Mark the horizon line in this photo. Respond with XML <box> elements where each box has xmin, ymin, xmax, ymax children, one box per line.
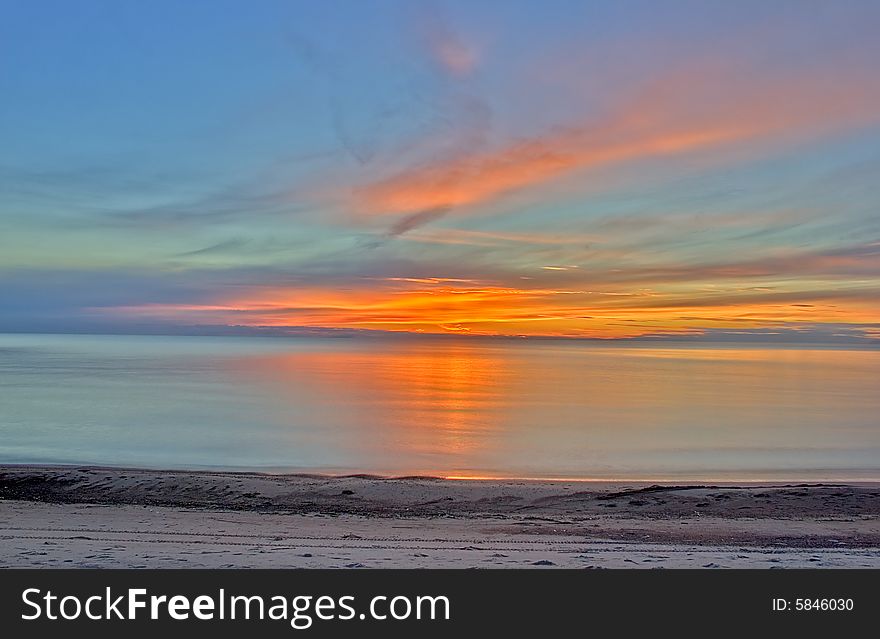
<box><xmin>1</xmin><ymin>326</ymin><xmax>878</xmax><ymax>347</ymax></box>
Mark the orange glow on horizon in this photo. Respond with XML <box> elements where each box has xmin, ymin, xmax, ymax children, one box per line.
<box><xmin>104</xmin><ymin>276</ymin><xmax>880</xmax><ymax>339</ymax></box>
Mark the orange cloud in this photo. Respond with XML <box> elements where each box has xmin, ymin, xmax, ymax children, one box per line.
<box><xmin>105</xmin><ymin>275</ymin><xmax>880</xmax><ymax>339</ymax></box>
<box><xmin>359</xmin><ymin>127</ymin><xmax>738</xmax><ymax>214</ymax></box>
<box><xmin>354</xmin><ymin>63</ymin><xmax>880</xmax><ymax>216</ymax></box>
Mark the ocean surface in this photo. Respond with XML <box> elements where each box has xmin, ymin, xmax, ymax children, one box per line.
<box><xmin>1</xmin><ymin>333</ymin><xmax>878</xmax><ymax>481</ymax></box>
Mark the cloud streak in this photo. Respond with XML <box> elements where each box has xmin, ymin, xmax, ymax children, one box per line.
<box><xmin>102</xmin><ymin>280</ymin><xmax>880</xmax><ymax>340</ymax></box>
<box><xmin>353</xmin><ymin>61</ymin><xmax>880</xmax><ymax>219</ymax></box>
<box><xmin>414</xmin><ymin>3</ymin><xmax>479</xmax><ymax>77</ymax></box>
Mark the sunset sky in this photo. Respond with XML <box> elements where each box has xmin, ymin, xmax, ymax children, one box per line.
<box><xmin>2</xmin><ymin>0</ymin><xmax>879</xmax><ymax>340</ymax></box>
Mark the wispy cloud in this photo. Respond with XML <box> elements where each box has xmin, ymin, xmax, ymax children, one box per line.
<box><xmin>353</xmin><ymin>61</ymin><xmax>880</xmax><ymax>220</ymax></box>
<box><xmin>401</xmin><ymin>227</ymin><xmax>599</xmax><ymax>247</ymax></box>
<box><xmin>414</xmin><ymin>4</ymin><xmax>479</xmax><ymax>77</ymax></box>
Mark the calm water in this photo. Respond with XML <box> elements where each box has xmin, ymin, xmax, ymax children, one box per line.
<box><xmin>1</xmin><ymin>333</ymin><xmax>878</xmax><ymax>481</ymax></box>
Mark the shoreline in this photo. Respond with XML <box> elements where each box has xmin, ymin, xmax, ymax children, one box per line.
<box><xmin>2</xmin><ymin>465</ymin><xmax>879</xmax><ymax>568</ymax></box>
<box><xmin>3</xmin><ymin>462</ymin><xmax>878</xmax><ymax>485</ymax></box>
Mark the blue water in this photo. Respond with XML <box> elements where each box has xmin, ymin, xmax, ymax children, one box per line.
<box><xmin>1</xmin><ymin>333</ymin><xmax>878</xmax><ymax>480</ymax></box>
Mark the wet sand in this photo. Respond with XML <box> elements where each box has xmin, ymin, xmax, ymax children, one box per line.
<box><xmin>1</xmin><ymin>465</ymin><xmax>878</xmax><ymax>568</ymax></box>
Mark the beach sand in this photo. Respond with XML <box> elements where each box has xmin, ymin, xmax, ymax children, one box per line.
<box><xmin>1</xmin><ymin>466</ymin><xmax>878</xmax><ymax>568</ymax></box>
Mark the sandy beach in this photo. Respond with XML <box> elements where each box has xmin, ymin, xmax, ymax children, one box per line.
<box><xmin>1</xmin><ymin>465</ymin><xmax>879</xmax><ymax>568</ymax></box>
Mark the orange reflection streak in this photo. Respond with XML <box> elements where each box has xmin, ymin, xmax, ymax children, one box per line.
<box><xmin>231</xmin><ymin>343</ymin><xmax>513</xmax><ymax>463</ymax></box>
<box><xmin>223</xmin><ymin>343</ymin><xmax>880</xmax><ymax>479</ymax></box>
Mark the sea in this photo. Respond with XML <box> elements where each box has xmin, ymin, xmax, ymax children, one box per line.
<box><xmin>1</xmin><ymin>333</ymin><xmax>878</xmax><ymax>481</ymax></box>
